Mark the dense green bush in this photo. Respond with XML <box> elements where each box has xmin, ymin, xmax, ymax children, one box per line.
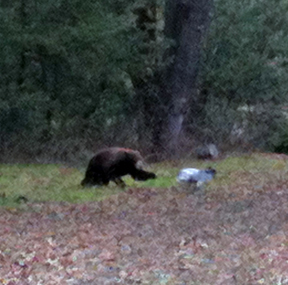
<box><xmin>1</xmin><ymin>0</ymin><xmax>288</xmax><ymax>160</ymax></box>
<box><xmin>197</xmin><ymin>0</ymin><xmax>288</xmax><ymax>150</ymax></box>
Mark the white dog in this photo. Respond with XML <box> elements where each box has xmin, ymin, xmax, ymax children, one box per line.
<box><xmin>177</xmin><ymin>167</ymin><xmax>216</xmax><ymax>188</ymax></box>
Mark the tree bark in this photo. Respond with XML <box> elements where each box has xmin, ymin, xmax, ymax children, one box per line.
<box><xmin>153</xmin><ymin>0</ymin><xmax>213</xmax><ymax>156</ymax></box>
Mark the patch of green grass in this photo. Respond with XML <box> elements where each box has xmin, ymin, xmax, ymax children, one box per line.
<box><xmin>0</xmin><ymin>153</ymin><xmax>287</xmax><ymax>206</ymax></box>
<box><xmin>216</xmin><ymin>154</ymin><xmax>282</xmax><ymax>173</ymax></box>
<box><xmin>0</xmin><ymin>163</ymin><xmax>176</xmax><ymax>205</ymax></box>
<box><xmin>0</xmin><ymin>163</ymin><xmax>128</xmax><ymax>205</ymax></box>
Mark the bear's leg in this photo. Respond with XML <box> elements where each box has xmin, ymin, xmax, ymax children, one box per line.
<box><xmin>81</xmin><ymin>171</ymin><xmax>109</xmax><ymax>187</ymax></box>
<box><xmin>113</xmin><ymin>178</ymin><xmax>126</xmax><ymax>188</ymax></box>
<box><xmin>102</xmin><ymin>179</ymin><xmax>110</xmax><ymax>186</ymax></box>
<box><xmin>130</xmin><ymin>169</ymin><xmax>156</xmax><ymax>181</ymax></box>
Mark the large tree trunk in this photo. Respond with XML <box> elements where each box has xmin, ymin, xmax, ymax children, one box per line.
<box><xmin>153</xmin><ymin>0</ymin><xmax>212</xmax><ymax>157</ymax></box>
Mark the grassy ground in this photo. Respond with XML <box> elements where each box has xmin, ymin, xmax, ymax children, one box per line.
<box><xmin>0</xmin><ymin>152</ymin><xmax>287</xmax><ymax>206</ymax></box>
<box><xmin>0</xmin><ymin>157</ymin><xmax>212</xmax><ymax>206</ymax></box>
<box><xmin>1</xmin><ymin>152</ymin><xmax>288</xmax><ymax>283</ymax></box>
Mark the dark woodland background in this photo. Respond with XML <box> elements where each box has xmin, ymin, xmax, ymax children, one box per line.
<box><xmin>1</xmin><ymin>0</ymin><xmax>288</xmax><ymax>163</ymax></box>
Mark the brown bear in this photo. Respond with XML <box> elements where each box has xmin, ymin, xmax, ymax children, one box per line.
<box><xmin>81</xmin><ymin>147</ymin><xmax>156</xmax><ymax>187</ymax></box>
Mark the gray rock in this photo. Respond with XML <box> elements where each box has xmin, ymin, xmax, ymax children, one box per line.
<box><xmin>196</xmin><ymin>144</ymin><xmax>219</xmax><ymax>160</ymax></box>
